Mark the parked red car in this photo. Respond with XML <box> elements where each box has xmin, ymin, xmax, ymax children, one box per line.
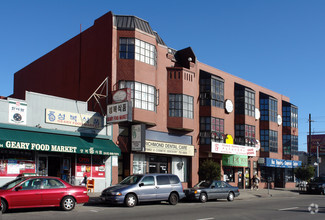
<box><xmin>0</xmin><ymin>176</ymin><xmax>89</xmax><ymax>213</ymax></box>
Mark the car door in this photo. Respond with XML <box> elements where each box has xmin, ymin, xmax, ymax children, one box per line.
<box><xmin>41</xmin><ymin>178</ymin><xmax>67</xmax><ymax>206</ymax></box>
<box><xmin>137</xmin><ymin>176</ymin><xmax>157</xmax><ymax>202</ymax></box>
<box><xmin>219</xmin><ymin>181</ymin><xmax>229</xmax><ymax>199</ymax></box>
<box><xmin>213</xmin><ymin>181</ymin><xmax>226</xmax><ymax>199</ymax></box>
<box><xmin>204</xmin><ymin>181</ymin><xmax>216</xmax><ymax>199</ymax></box>
<box><xmin>8</xmin><ymin>178</ymin><xmax>43</xmax><ymax>208</ymax></box>
<box><xmin>155</xmin><ymin>175</ymin><xmax>172</xmax><ymax>201</ymax></box>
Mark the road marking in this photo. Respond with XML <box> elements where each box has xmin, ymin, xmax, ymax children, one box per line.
<box><xmin>278</xmin><ymin>207</ymin><xmax>299</xmax><ymax>211</ymax></box>
<box><xmin>90</xmin><ymin>210</ymin><xmax>99</xmax><ymax>212</ymax></box>
<box><xmin>197</xmin><ymin>218</ymin><xmax>215</xmax><ymax>220</ymax></box>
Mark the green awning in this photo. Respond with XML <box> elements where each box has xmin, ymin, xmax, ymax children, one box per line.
<box><xmin>0</xmin><ymin>127</ymin><xmax>120</xmax><ymax>156</ymax></box>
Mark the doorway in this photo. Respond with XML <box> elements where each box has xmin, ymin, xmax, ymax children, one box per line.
<box><xmin>237</xmin><ymin>168</ymin><xmax>244</xmax><ymax>189</ymax></box>
<box><xmin>38</xmin><ymin>155</ymin><xmax>61</xmax><ymax>177</ymax></box>
<box><xmin>148</xmin><ymin>156</ymin><xmax>168</xmax><ymax>173</ymax></box>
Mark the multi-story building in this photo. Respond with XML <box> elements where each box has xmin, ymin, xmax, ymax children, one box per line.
<box><xmin>10</xmin><ymin>11</ymin><xmax>300</xmax><ymax>189</ymax></box>
<box><xmin>307</xmin><ymin>134</ymin><xmax>325</xmax><ymax>177</ymax></box>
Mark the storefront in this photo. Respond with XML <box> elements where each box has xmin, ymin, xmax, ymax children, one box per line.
<box><xmin>129</xmin><ymin>134</ymin><xmax>194</xmax><ymax>187</ymax></box>
<box><xmin>0</xmin><ymin>123</ymin><xmax>120</xmax><ymax>191</ymax></box>
<box><xmin>211</xmin><ymin>141</ymin><xmax>257</xmax><ymax>189</ymax></box>
<box><xmin>258</xmin><ymin>158</ymin><xmax>302</xmax><ymax>188</ymax></box>
<box><xmin>222</xmin><ymin>154</ymin><xmax>250</xmax><ymax>189</ymax></box>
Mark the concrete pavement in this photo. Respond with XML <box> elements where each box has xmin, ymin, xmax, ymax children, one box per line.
<box><xmin>86</xmin><ymin>188</ymin><xmax>300</xmax><ymax>204</ymax></box>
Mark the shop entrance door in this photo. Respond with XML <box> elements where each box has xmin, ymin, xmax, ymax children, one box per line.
<box><xmin>38</xmin><ymin>156</ymin><xmax>48</xmax><ymax>176</ymax></box>
<box><xmin>275</xmin><ymin>168</ymin><xmax>285</xmax><ymax>188</ymax></box>
<box><xmin>237</xmin><ymin>168</ymin><xmax>244</xmax><ymax>189</ymax></box>
<box><xmin>148</xmin><ymin>156</ymin><xmax>168</xmax><ymax>173</ymax></box>
<box><xmin>38</xmin><ymin>155</ymin><xmax>62</xmax><ymax>177</ymax></box>
<box><xmin>245</xmin><ymin>168</ymin><xmax>250</xmax><ymax>189</ymax></box>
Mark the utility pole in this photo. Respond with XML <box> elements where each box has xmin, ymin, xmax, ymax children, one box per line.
<box><xmin>308</xmin><ymin>114</ymin><xmax>313</xmax><ymax>157</ymax></box>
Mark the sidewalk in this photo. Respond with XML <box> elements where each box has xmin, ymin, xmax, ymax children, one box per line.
<box><xmin>86</xmin><ymin>188</ymin><xmax>299</xmax><ymax>204</ymax></box>
<box><xmin>237</xmin><ymin>188</ymin><xmax>299</xmax><ymax>200</ymax></box>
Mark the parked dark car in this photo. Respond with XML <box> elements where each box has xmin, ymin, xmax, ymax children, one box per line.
<box><xmin>100</xmin><ymin>174</ymin><xmax>185</xmax><ymax>207</ymax></box>
<box><xmin>0</xmin><ymin>176</ymin><xmax>89</xmax><ymax>213</ymax></box>
<box><xmin>184</xmin><ymin>180</ymin><xmax>240</xmax><ymax>202</ymax></box>
<box><xmin>307</xmin><ymin>177</ymin><xmax>325</xmax><ymax>194</ymax></box>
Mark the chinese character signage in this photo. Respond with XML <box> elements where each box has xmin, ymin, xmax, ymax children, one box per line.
<box><xmin>45</xmin><ymin>109</ymin><xmax>103</xmax><ymax>129</ymax></box>
<box><xmin>8</xmin><ymin>101</ymin><xmax>27</xmax><ymax>125</ymax></box>
<box><xmin>107</xmin><ymin>101</ymin><xmax>132</xmax><ymax>123</ymax></box>
<box><xmin>222</xmin><ymin>155</ymin><xmax>248</xmax><ymax>167</ymax></box>
<box><xmin>211</xmin><ymin>142</ymin><xmax>256</xmax><ymax>156</ymax></box>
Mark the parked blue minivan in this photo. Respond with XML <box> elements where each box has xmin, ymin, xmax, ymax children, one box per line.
<box><xmin>100</xmin><ymin>174</ymin><xmax>185</xmax><ymax>207</ymax></box>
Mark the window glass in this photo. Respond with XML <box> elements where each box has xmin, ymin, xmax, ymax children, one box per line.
<box><xmin>169</xmin><ymin>175</ymin><xmax>180</xmax><ymax>184</ymax></box>
<box><xmin>119</xmin><ymin>38</ymin><xmax>156</xmax><ymax>66</ymax></box>
<box><xmin>119</xmin><ymin>81</ymin><xmax>157</xmax><ymax>112</ymax></box>
<box><xmin>141</xmin><ymin>176</ymin><xmax>155</xmax><ymax>186</ymax></box>
<box><xmin>156</xmin><ymin>176</ymin><xmax>170</xmax><ymax>185</ymax></box>
<box><xmin>21</xmin><ymin>178</ymin><xmax>43</xmax><ymax>190</ymax></box>
<box><xmin>169</xmin><ymin>94</ymin><xmax>194</xmax><ymax>119</ymax></box>
<box><xmin>200</xmin><ymin>116</ymin><xmax>224</xmax><ymax>144</ymax></box>
<box><xmin>43</xmin><ymin>179</ymin><xmax>65</xmax><ymax>189</ymax></box>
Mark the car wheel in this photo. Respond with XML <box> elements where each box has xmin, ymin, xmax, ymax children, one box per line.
<box><xmin>61</xmin><ymin>196</ymin><xmax>75</xmax><ymax>211</ymax></box>
<box><xmin>227</xmin><ymin>192</ymin><xmax>234</xmax><ymax>202</ymax></box>
<box><xmin>125</xmin><ymin>194</ymin><xmax>137</xmax><ymax>207</ymax></box>
<box><xmin>199</xmin><ymin>193</ymin><xmax>208</xmax><ymax>203</ymax></box>
<box><xmin>168</xmin><ymin>192</ymin><xmax>179</xmax><ymax>205</ymax></box>
<box><xmin>1</xmin><ymin>198</ymin><xmax>7</xmax><ymax>213</ymax></box>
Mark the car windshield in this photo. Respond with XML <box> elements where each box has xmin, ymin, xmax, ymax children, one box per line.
<box><xmin>120</xmin><ymin>175</ymin><xmax>143</xmax><ymax>185</ymax></box>
<box><xmin>0</xmin><ymin>177</ymin><xmax>26</xmax><ymax>190</ymax></box>
<box><xmin>194</xmin><ymin>181</ymin><xmax>212</xmax><ymax>188</ymax></box>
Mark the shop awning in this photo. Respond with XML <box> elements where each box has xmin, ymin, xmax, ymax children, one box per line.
<box><xmin>0</xmin><ymin>127</ymin><xmax>120</xmax><ymax>156</ymax></box>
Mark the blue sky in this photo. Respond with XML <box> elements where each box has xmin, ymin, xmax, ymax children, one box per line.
<box><xmin>1</xmin><ymin>0</ymin><xmax>325</xmax><ymax>152</ymax></box>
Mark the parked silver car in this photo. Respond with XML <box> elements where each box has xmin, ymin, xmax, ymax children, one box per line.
<box><xmin>184</xmin><ymin>180</ymin><xmax>240</xmax><ymax>202</ymax></box>
<box><xmin>100</xmin><ymin>174</ymin><xmax>185</xmax><ymax>207</ymax></box>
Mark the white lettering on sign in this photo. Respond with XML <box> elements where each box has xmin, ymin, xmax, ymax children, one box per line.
<box><xmin>5</xmin><ymin>141</ymin><xmax>77</xmax><ymax>153</ymax></box>
<box><xmin>51</xmin><ymin>145</ymin><xmax>77</xmax><ymax>153</ymax></box>
<box><xmin>5</xmin><ymin>141</ymin><xmax>30</xmax><ymax>150</ymax></box>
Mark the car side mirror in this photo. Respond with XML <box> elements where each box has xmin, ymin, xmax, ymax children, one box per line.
<box><xmin>139</xmin><ymin>183</ymin><xmax>144</xmax><ymax>187</ymax></box>
<box><xmin>15</xmin><ymin>186</ymin><xmax>22</xmax><ymax>191</ymax></box>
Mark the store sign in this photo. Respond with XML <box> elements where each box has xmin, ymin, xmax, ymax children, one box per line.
<box><xmin>211</xmin><ymin>142</ymin><xmax>256</xmax><ymax>156</ymax></box>
<box><xmin>131</xmin><ymin>124</ymin><xmax>145</xmax><ymax>151</ymax></box>
<box><xmin>45</xmin><ymin>109</ymin><xmax>103</xmax><ymax>129</ymax></box>
<box><xmin>9</xmin><ymin>101</ymin><xmax>27</xmax><ymax>125</ymax></box>
<box><xmin>112</xmin><ymin>88</ymin><xmax>131</xmax><ymax>103</ymax></box>
<box><xmin>222</xmin><ymin>155</ymin><xmax>248</xmax><ymax>167</ymax></box>
<box><xmin>107</xmin><ymin>101</ymin><xmax>132</xmax><ymax>123</ymax></box>
<box><xmin>145</xmin><ymin>140</ymin><xmax>195</xmax><ymax>157</ymax></box>
<box><xmin>1</xmin><ymin>140</ymin><xmax>115</xmax><ymax>156</ymax></box>
<box><xmin>265</xmin><ymin>158</ymin><xmax>302</xmax><ymax>168</ymax></box>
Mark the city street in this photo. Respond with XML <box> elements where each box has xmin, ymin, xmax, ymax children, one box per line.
<box><xmin>1</xmin><ymin>192</ymin><xmax>325</xmax><ymax>220</ymax></box>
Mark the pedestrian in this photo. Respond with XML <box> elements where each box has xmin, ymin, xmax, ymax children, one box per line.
<box><xmin>252</xmin><ymin>175</ymin><xmax>260</xmax><ymax>190</ymax></box>
<box><xmin>80</xmin><ymin>175</ymin><xmax>87</xmax><ymax>186</ymax></box>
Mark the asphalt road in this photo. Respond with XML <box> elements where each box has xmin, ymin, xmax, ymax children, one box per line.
<box><xmin>1</xmin><ymin>194</ymin><xmax>325</xmax><ymax>220</ymax></box>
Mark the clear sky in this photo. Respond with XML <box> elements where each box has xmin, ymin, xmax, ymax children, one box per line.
<box><xmin>1</xmin><ymin>0</ymin><xmax>325</xmax><ymax>152</ymax></box>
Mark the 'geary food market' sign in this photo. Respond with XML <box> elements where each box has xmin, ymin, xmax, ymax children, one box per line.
<box><xmin>0</xmin><ymin>140</ymin><xmax>115</xmax><ymax>156</ymax></box>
